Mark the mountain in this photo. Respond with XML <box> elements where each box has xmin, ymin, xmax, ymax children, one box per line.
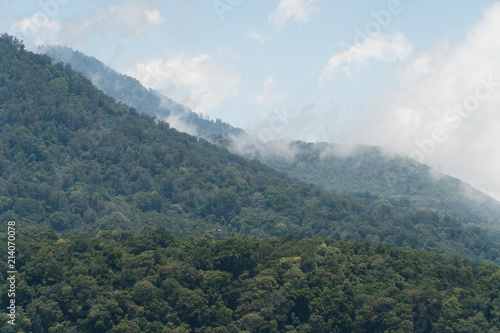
<box><xmin>36</xmin><ymin>45</ymin><xmax>500</xmax><ymax>237</ymax></box>
<box><xmin>1</xmin><ymin>34</ymin><xmax>499</xmax><ymax>264</ymax></box>
<box><xmin>38</xmin><ymin>45</ymin><xmax>243</xmax><ymax>137</ymax></box>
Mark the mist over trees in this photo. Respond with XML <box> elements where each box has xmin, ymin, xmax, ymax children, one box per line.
<box><xmin>0</xmin><ymin>34</ymin><xmax>498</xmax><ymax>264</ymax></box>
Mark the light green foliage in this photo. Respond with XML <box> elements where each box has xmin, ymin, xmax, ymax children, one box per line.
<box><xmin>1</xmin><ymin>231</ymin><xmax>500</xmax><ymax>332</ymax></box>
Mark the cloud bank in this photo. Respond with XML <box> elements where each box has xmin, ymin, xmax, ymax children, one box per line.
<box><xmin>343</xmin><ymin>3</ymin><xmax>500</xmax><ymax>199</ymax></box>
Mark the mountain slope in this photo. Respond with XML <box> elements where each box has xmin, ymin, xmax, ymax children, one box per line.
<box><xmin>1</xmin><ymin>34</ymin><xmax>499</xmax><ymax>263</ymax></box>
<box><xmin>38</xmin><ymin>45</ymin><xmax>243</xmax><ymax>136</ymax></box>
<box><xmin>38</xmin><ymin>45</ymin><xmax>500</xmax><ymax>226</ymax></box>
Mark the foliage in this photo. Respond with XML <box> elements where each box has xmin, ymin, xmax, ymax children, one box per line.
<box><xmin>1</xmin><ymin>230</ymin><xmax>500</xmax><ymax>332</ymax></box>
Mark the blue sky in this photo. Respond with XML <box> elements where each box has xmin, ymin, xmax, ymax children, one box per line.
<box><xmin>3</xmin><ymin>0</ymin><xmax>500</xmax><ymax>200</ymax></box>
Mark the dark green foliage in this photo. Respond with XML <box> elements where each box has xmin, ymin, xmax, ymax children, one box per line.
<box><xmin>1</xmin><ymin>230</ymin><xmax>500</xmax><ymax>332</ymax></box>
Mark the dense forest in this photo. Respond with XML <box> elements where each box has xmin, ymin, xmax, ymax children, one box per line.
<box><xmin>2</xmin><ymin>230</ymin><xmax>500</xmax><ymax>332</ymax></box>
<box><xmin>1</xmin><ymin>35</ymin><xmax>500</xmax><ymax>264</ymax></box>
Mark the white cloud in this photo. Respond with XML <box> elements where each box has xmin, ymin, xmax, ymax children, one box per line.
<box><xmin>321</xmin><ymin>32</ymin><xmax>412</xmax><ymax>80</ymax></box>
<box><xmin>129</xmin><ymin>52</ymin><xmax>241</xmax><ymax>115</ymax></box>
<box><xmin>9</xmin><ymin>1</ymin><xmax>164</xmax><ymax>49</ymax></box>
<box><xmin>344</xmin><ymin>2</ymin><xmax>500</xmax><ymax>200</ymax></box>
<box><xmin>248</xmin><ymin>29</ymin><xmax>266</xmax><ymax>43</ymax></box>
<box><xmin>9</xmin><ymin>14</ymin><xmax>61</xmax><ymax>47</ymax></box>
<box><xmin>145</xmin><ymin>9</ymin><xmax>162</xmax><ymax>25</ymax></box>
<box><xmin>164</xmin><ymin>113</ymin><xmax>198</xmax><ymax>136</ymax></box>
<box><xmin>67</xmin><ymin>3</ymin><xmax>163</xmax><ymax>41</ymax></box>
<box><xmin>269</xmin><ymin>0</ymin><xmax>320</xmax><ymax>30</ymax></box>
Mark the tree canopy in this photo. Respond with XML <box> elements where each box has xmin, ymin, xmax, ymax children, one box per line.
<box><xmin>2</xmin><ymin>230</ymin><xmax>500</xmax><ymax>332</ymax></box>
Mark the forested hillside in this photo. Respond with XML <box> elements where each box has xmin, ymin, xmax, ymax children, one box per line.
<box><xmin>2</xmin><ymin>230</ymin><xmax>500</xmax><ymax>332</ymax></box>
<box><xmin>1</xmin><ymin>34</ymin><xmax>500</xmax><ymax>263</ymax></box>
<box><xmin>38</xmin><ymin>44</ymin><xmax>500</xmax><ymax>236</ymax></box>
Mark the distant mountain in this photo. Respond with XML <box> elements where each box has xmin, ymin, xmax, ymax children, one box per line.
<box><xmin>2</xmin><ymin>34</ymin><xmax>500</xmax><ymax>263</ymax></box>
<box><xmin>38</xmin><ymin>45</ymin><xmax>243</xmax><ymax>137</ymax></box>
<box><xmin>252</xmin><ymin>140</ymin><xmax>500</xmax><ymax>234</ymax></box>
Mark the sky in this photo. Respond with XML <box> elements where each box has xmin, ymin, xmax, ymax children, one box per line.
<box><xmin>2</xmin><ymin>0</ymin><xmax>500</xmax><ymax>200</ymax></box>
